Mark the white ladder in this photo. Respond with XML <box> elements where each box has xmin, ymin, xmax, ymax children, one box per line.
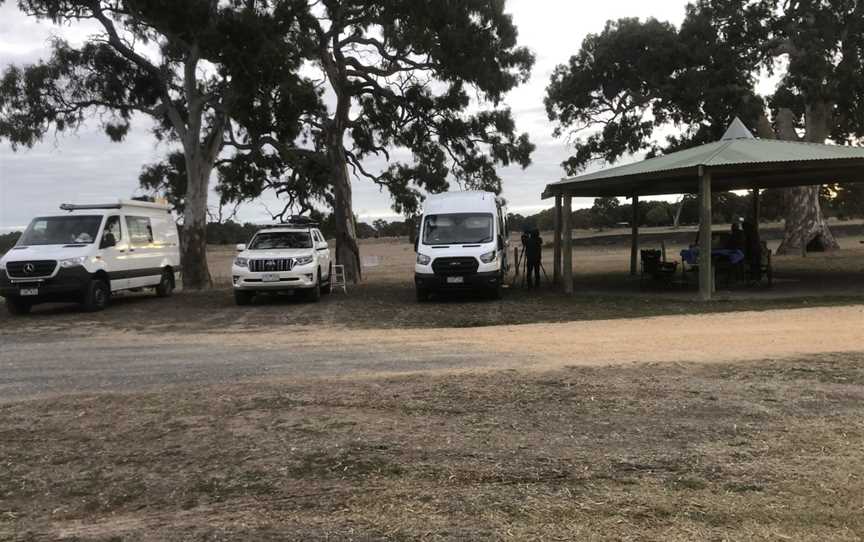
<box><xmin>331</xmin><ymin>264</ymin><xmax>348</xmax><ymax>293</ymax></box>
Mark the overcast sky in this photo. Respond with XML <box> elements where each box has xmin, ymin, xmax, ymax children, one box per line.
<box><xmin>0</xmin><ymin>1</ymin><xmax>691</xmax><ymax>230</ymax></box>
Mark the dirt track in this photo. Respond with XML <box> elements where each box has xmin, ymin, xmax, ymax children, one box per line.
<box><xmin>3</xmin><ymin>304</ymin><xmax>861</xmax><ymax>401</ymax></box>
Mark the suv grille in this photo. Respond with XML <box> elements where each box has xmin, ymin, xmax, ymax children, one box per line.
<box><xmin>6</xmin><ymin>260</ymin><xmax>57</xmax><ymax>278</ymax></box>
<box><xmin>431</xmin><ymin>257</ymin><xmax>479</xmax><ymax>276</ymax></box>
<box><xmin>250</xmin><ymin>258</ymin><xmax>294</xmax><ymax>272</ymax></box>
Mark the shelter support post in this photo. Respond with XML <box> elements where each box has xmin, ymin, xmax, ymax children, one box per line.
<box><xmin>553</xmin><ymin>195</ymin><xmax>562</xmax><ymax>285</ymax></box>
<box><xmin>630</xmin><ymin>195</ymin><xmax>639</xmax><ymax>276</ymax></box>
<box><xmin>699</xmin><ymin>168</ymin><xmax>713</xmax><ymax>301</ymax></box>
<box><xmin>752</xmin><ymin>188</ymin><xmax>761</xmax><ymax>225</ymax></box>
<box><xmin>562</xmin><ymin>195</ymin><xmax>573</xmax><ymax>294</ymax></box>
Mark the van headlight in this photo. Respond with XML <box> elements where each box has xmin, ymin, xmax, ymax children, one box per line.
<box><xmin>416</xmin><ymin>253</ymin><xmax>431</xmax><ymax>265</ymax></box>
<box><xmin>234</xmin><ymin>257</ymin><xmax>248</xmax><ymax>268</ymax></box>
<box><xmin>479</xmin><ymin>250</ymin><xmax>497</xmax><ymax>263</ymax></box>
<box><xmin>58</xmin><ymin>256</ymin><xmax>88</xmax><ymax>268</ymax></box>
<box><xmin>294</xmin><ymin>255</ymin><xmax>314</xmax><ymax>266</ymax></box>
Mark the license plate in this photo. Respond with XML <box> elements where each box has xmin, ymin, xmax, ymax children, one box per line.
<box><xmin>19</xmin><ymin>288</ymin><xmax>39</xmax><ymax>296</ymax></box>
<box><xmin>261</xmin><ymin>273</ymin><xmax>280</xmax><ymax>282</ymax></box>
<box><xmin>446</xmin><ymin>276</ymin><xmax>464</xmax><ymax>284</ymax></box>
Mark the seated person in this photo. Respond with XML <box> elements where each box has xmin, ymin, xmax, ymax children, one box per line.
<box><xmin>727</xmin><ymin>221</ymin><xmax>745</xmax><ymax>251</ymax></box>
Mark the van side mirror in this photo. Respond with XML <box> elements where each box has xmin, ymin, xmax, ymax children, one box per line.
<box><xmin>236</xmin><ymin>243</ymin><xmax>246</xmax><ymax>252</ymax></box>
<box><xmin>100</xmin><ymin>233</ymin><xmax>116</xmax><ymax>249</ymax></box>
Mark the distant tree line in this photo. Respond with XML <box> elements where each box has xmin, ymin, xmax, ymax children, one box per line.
<box><xmin>205</xmin><ymin>212</ymin><xmax>414</xmax><ymax>246</ymax></box>
<box><xmin>0</xmin><ymin>232</ymin><xmax>22</xmax><ymax>254</ymax></box>
<box><xmin>508</xmin><ymin>188</ymin><xmax>864</xmax><ymax>233</ymax></box>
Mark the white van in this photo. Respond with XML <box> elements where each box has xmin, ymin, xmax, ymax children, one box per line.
<box><xmin>414</xmin><ymin>191</ymin><xmax>509</xmax><ymax>301</ymax></box>
<box><xmin>0</xmin><ymin>200</ymin><xmax>180</xmax><ymax>315</ymax></box>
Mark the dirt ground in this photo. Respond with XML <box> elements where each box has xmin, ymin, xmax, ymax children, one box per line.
<box><xmin>3</xmin><ymin>352</ymin><xmax>864</xmax><ymax>540</ymax></box>
<box><xmin>2</xmin><ymin>230</ymin><xmax>864</xmax><ymax>540</ymax></box>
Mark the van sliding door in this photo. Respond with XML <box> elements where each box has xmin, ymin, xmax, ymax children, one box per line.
<box><xmin>124</xmin><ymin>215</ymin><xmax>162</xmax><ymax>287</ymax></box>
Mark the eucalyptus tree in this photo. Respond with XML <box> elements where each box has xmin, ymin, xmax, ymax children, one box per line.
<box><xmin>290</xmin><ymin>0</ymin><xmax>536</xmax><ymax>281</ymax></box>
<box><xmin>136</xmin><ymin>0</ymin><xmax>537</xmax><ymax>282</ymax></box>
<box><xmin>545</xmin><ymin>0</ymin><xmax>864</xmax><ymax>252</ymax></box>
<box><xmin>0</xmin><ymin>0</ymin><xmax>316</xmax><ymax>288</ymax></box>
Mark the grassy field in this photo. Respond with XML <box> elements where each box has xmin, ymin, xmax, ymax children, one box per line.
<box><xmin>3</xmin><ymin>352</ymin><xmax>864</xmax><ymax>540</ymax></box>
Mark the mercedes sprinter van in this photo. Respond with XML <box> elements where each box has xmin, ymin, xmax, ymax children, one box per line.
<box><xmin>0</xmin><ymin>200</ymin><xmax>180</xmax><ymax>314</ymax></box>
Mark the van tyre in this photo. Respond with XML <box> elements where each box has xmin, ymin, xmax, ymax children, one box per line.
<box><xmin>5</xmin><ymin>297</ymin><xmax>33</xmax><ymax>316</ymax></box>
<box><xmin>416</xmin><ymin>287</ymin><xmax>430</xmax><ymax>302</ymax></box>
<box><xmin>82</xmin><ymin>279</ymin><xmax>110</xmax><ymax>312</ymax></box>
<box><xmin>234</xmin><ymin>290</ymin><xmax>254</xmax><ymax>306</ymax></box>
<box><xmin>155</xmin><ymin>269</ymin><xmax>174</xmax><ymax>297</ymax></box>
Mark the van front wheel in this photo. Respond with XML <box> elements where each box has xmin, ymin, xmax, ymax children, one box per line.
<box><xmin>82</xmin><ymin>279</ymin><xmax>110</xmax><ymax>312</ymax></box>
<box><xmin>5</xmin><ymin>297</ymin><xmax>33</xmax><ymax>316</ymax></box>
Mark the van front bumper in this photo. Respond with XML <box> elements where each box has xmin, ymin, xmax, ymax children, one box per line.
<box><xmin>0</xmin><ymin>266</ymin><xmax>91</xmax><ymax>302</ymax></box>
<box><xmin>414</xmin><ymin>271</ymin><xmax>501</xmax><ymax>291</ymax></box>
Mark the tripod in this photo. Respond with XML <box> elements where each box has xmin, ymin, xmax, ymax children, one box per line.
<box><xmin>512</xmin><ymin>245</ymin><xmax>549</xmax><ymax>288</ymax></box>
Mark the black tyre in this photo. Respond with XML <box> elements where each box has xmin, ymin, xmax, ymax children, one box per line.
<box><xmin>82</xmin><ymin>279</ymin><xmax>110</xmax><ymax>312</ymax></box>
<box><xmin>155</xmin><ymin>269</ymin><xmax>174</xmax><ymax>297</ymax></box>
<box><xmin>306</xmin><ymin>272</ymin><xmax>322</xmax><ymax>302</ymax></box>
<box><xmin>234</xmin><ymin>290</ymin><xmax>254</xmax><ymax>306</ymax></box>
<box><xmin>5</xmin><ymin>297</ymin><xmax>33</xmax><ymax>316</ymax></box>
<box><xmin>321</xmin><ymin>264</ymin><xmax>332</xmax><ymax>295</ymax></box>
<box><xmin>416</xmin><ymin>287</ymin><xmax>430</xmax><ymax>302</ymax></box>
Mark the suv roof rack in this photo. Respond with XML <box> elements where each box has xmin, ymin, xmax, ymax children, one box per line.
<box><xmin>258</xmin><ymin>216</ymin><xmax>319</xmax><ymax>229</ymax></box>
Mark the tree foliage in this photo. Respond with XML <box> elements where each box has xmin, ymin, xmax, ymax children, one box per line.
<box><xmin>0</xmin><ymin>0</ymin><xmax>317</xmax><ymax>288</ymax></box>
<box><xmin>544</xmin><ymin>0</ymin><xmax>864</xmax><ymax>251</ymax></box>
<box><xmin>135</xmin><ymin>1</ymin><xmax>537</xmax><ymax>282</ymax></box>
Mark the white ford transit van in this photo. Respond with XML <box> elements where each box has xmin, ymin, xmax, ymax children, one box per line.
<box><xmin>414</xmin><ymin>191</ymin><xmax>509</xmax><ymax>301</ymax></box>
<box><xmin>0</xmin><ymin>200</ymin><xmax>180</xmax><ymax>315</ymax></box>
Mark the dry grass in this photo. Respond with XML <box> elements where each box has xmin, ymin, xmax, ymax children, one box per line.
<box><xmin>3</xmin><ymin>352</ymin><xmax>864</xmax><ymax>540</ymax></box>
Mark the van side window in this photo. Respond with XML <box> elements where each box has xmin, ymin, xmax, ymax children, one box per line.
<box><xmin>104</xmin><ymin>216</ymin><xmax>122</xmax><ymax>242</ymax></box>
<box><xmin>125</xmin><ymin>216</ymin><xmax>153</xmax><ymax>246</ymax></box>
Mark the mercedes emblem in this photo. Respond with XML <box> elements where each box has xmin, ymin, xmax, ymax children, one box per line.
<box><xmin>23</xmin><ymin>263</ymin><xmax>35</xmax><ymax>274</ymax></box>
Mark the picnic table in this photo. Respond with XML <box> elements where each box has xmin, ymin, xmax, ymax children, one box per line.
<box><xmin>680</xmin><ymin>247</ymin><xmax>745</xmax><ymax>265</ymax></box>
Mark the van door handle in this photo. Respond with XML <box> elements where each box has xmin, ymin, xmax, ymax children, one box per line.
<box><xmin>128</xmin><ymin>249</ymin><xmax>135</xmax><ymax>252</ymax></box>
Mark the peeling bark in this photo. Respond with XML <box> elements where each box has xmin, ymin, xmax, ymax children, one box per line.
<box><xmin>329</xmin><ymin>138</ymin><xmax>362</xmax><ymax>283</ymax></box>
<box><xmin>180</xmin><ymin>152</ymin><xmax>214</xmax><ymax>289</ymax></box>
<box><xmin>775</xmin><ymin>104</ymin><xmax>839</xmax><ymax>254</ymax></box>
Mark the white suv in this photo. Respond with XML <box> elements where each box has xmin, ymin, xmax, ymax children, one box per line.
<box><xmin>231</xmin><ymin>223</ymin><xmax>332</xmax><ymax>305</ymax></box>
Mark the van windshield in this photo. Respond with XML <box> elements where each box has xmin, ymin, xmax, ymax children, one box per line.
<box><xmin>422</xmin><ymin>213</ymin><xmax>494</xmax><ymax>245</ymax></box>
<box><xmin>18</xmin><ymin>215</ymin><xmax>103</xmax><ymax>246</ymax></box>
<box><xmin>249</xmin><ymin>231</ymin><xmax>312</xmax><ymax>250</ymax></box>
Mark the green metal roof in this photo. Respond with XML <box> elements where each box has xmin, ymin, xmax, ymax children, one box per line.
<box><xmin>543</xmin><ymin>120</ymin><xmax>864</xmax><ymax>198</ymax></box>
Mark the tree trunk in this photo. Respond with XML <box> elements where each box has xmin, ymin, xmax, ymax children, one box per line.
<box><xmin>328</xmin><ymin>133</ymin><xmax>361</xmax><ymax>283</ymax></box>
<box><xmin>180</xmin><ymin>153</ymin><xmax>213</xmax><ymax>289</ymax></box>
<box><xmin>776</xmin><ymin>104</ymin><xmax>839</xmax><ymax>254</ymax></box>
